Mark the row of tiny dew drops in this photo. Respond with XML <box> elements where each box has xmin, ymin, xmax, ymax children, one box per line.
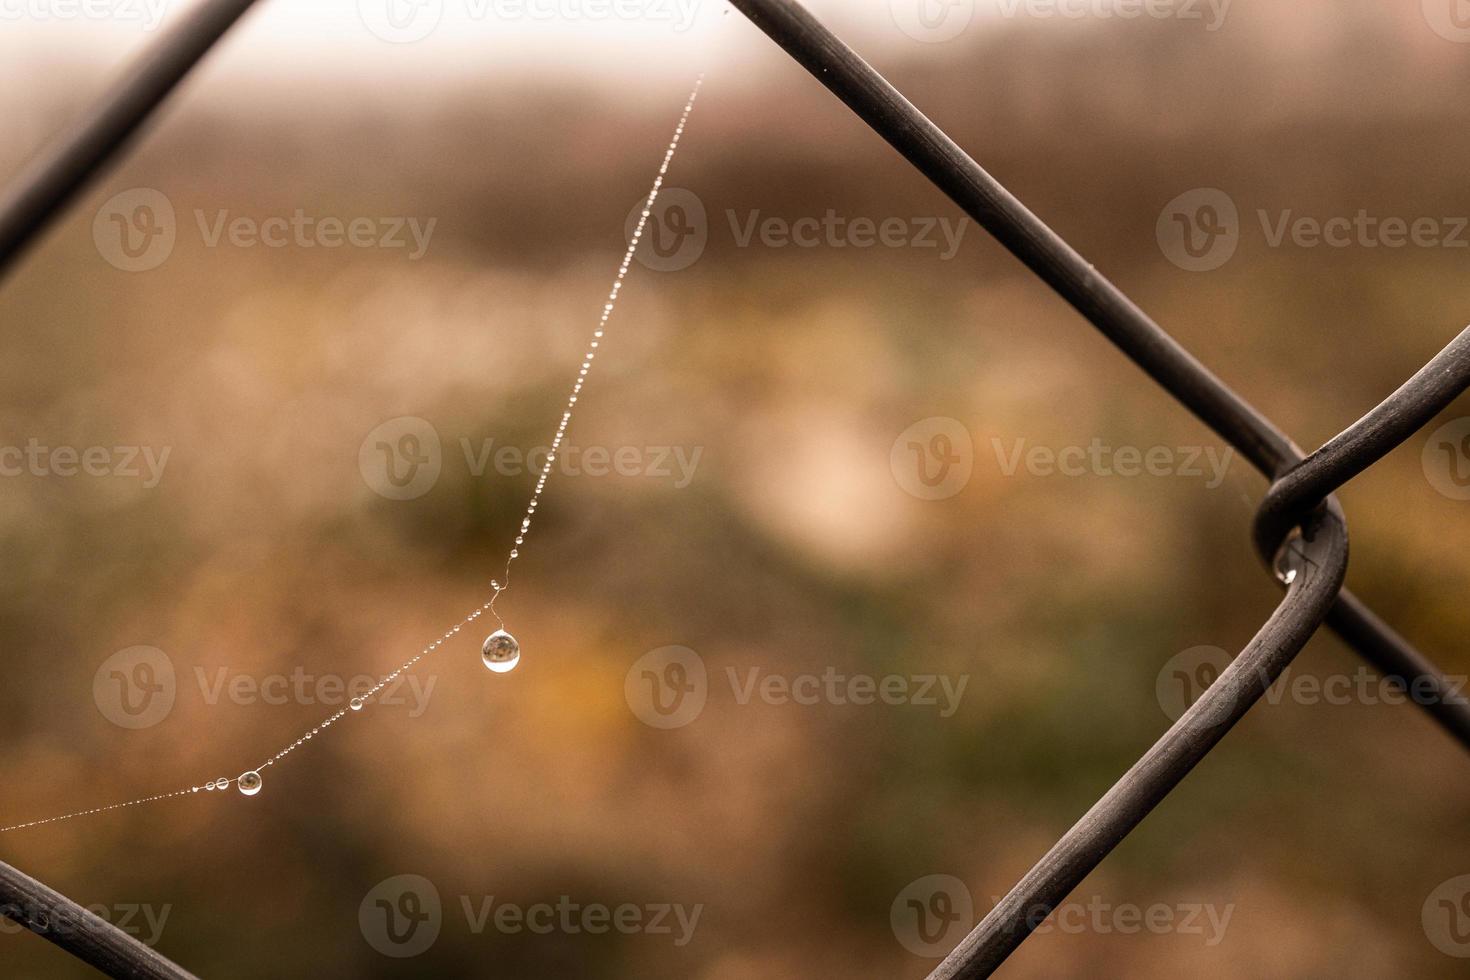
<box><xmin>0</xmin><ymin>74</ymin><xmax>706</xmax><ymax>834</ymax></box>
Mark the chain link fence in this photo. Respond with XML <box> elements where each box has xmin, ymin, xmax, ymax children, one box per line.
<box><xmin>1</xmin><ymin>0</ymin><xmax>1466</xmax><ymax>976</ymax></box>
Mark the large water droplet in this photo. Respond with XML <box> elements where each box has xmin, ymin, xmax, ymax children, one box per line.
<box><xmin>482</xmin><ymin>630</ymin><xmax>521</xmax><ymax>673</ymax></box>
<box><xmin>238</xmin><ymin>771</ymin><xmax>263</xmax><ymax>797</ymax></box>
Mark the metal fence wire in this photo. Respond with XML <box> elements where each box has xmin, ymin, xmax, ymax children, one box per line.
<box><xmin>2</xmin><ymin>0</ymin><xmax>1468</xmax><ymax>977</ymax></box>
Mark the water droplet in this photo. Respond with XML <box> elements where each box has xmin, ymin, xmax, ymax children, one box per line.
<box><xmin>350</xmin><ymin>697</ymin><xmax>364</xmax><ymax>711</ymax></box>
<box><xmin>238</xmin><ymin>771</ymin><xmax>263</xmax><ymax>797</ymax></box>
<box><xmin>482</xmin><ymin>629</ymin><xmax>521</xmax><ymax>673</ymax></box>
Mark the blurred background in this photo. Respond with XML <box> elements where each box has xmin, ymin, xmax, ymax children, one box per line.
<box><xmin>2</xmin><ymin>0</ymin><xmax>1470</xmax><ymax>976</ymax></box>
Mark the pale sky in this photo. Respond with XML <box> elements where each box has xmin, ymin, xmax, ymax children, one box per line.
<box><xmin>0</xmin><ymin>1</ymin><xmax>1453</xmax><ymax>120</ymax></box>
<box><xmin>0</xmin><ymin>0</ymin><xmax>928</xmax><ymax>84</ymax></box>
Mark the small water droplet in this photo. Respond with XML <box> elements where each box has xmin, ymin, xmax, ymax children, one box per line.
<box><xmin>238</xmin><ymin>771</ymin><xmax>263</xmax><ymax>797</ymax></box>
<box><xmin>350</xmin><ymin>697</ymin><xmax>364</xmax><ymax>711</ymax></box>
<box><xmin>482</xmin><ymin>630</ymin><xmax>521</xmax><ymax>674</ymax></box>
